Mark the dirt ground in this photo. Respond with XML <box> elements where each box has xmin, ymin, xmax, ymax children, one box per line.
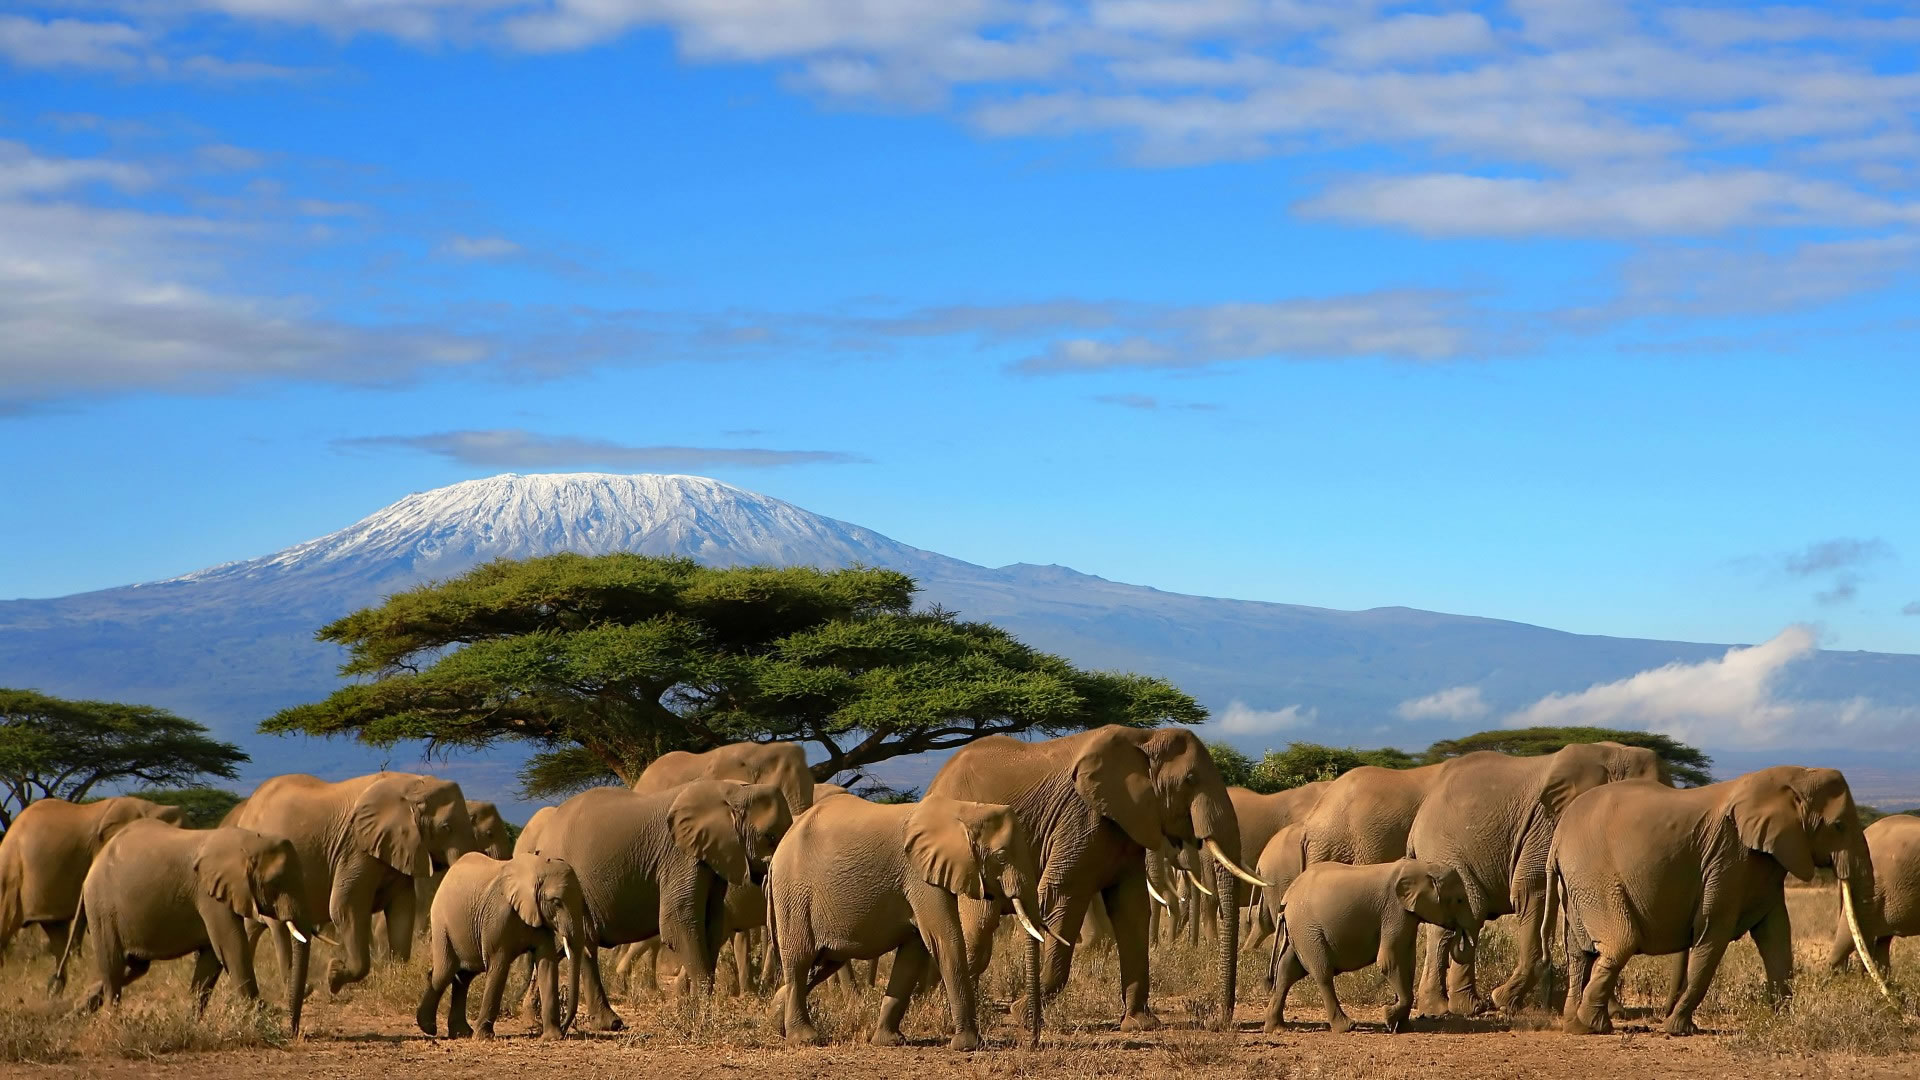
<box><xmin>6</xmin><ymin>886</ymin><xmax>1918</xmax><ymax>1079</ymax></box>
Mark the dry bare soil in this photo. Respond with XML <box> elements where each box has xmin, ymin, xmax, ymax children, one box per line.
<box><xmin>6</xmin><ymin>887</ymin><xmax>1918</xmax><ymax>1079</ymax></box>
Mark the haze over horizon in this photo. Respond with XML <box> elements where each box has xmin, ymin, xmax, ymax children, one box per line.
<box><xmin>5</xmin><ymin>1</ymin><xmax>1919</xmax><ymax>665</ymax></box>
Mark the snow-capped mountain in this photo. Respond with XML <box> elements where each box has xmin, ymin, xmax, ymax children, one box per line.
<box><xmin>5</xmin><ymin>471</ymin><xmax>1920</xmax><ymax>812</ymax></box>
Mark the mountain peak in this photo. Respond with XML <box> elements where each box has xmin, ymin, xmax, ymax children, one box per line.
<box><xmin>158</xmin><ymin>471</ymin><xmax>958</xmax><ymax>591</ymax></box>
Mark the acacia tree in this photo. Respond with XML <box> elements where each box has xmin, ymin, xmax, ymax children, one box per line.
<box><xmin>0</xmin><ymin>689</ymin><xmax>249</xmax><ymax>830</ymax></box>
<box><xmin>265</xmin><ymin>554</ymin><xmax>1204</xmax><ymax>798</ymax></box>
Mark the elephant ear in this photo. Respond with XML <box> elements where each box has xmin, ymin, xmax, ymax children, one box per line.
<box><xmin>905</xmin><ymin>797</ymin><xmax>989</xmax><ymax>899</ymax></box>
<box><xmin>1391</xmin><ymin>862</ymin><xmax>1431</xmax><ymax>916</ymax></box>
<box><xmin>1731</xmin><ymin>781</ymin><xmax>1817</xmax><ymax>882</ymax></box>
<box><xmin>668</xmin><ymin>781</ymin><xmax>750</xmax><ymax>886</ymax></box>
<box><xmin>350</xmin><ymin>777</ymin><xmax>432</xmax><ymax>878</ymax></box>
<box><xmin>194</xmin><ymin>831</ymin><xmax>258</xmax><ymax>919</ymax></box>
<box><xmin>503</xmin><ymin>856</ymin><xmax>544</xmax><ymax>928</ymax></box>
<box><xmin>1541</xmin><ymin>748</ymin><xmax>1611</xmax><ymax>817</ymax></box>
<box><xmin>1071</xmin><ymin>730</ymin><xmax>1164</xmax><ymax>853</ymax></box>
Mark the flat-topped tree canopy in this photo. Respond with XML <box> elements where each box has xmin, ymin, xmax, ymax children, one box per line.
<box><xmin>265</xmin><ymin>553</ymin><xmax>1204</xmax><ymax>799</ymax></box>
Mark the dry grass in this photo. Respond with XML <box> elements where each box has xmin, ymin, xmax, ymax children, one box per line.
<box><xmin>3</xmin><ymin>883</ymin><xmax>1918</xmax><ymax>1073</ymax></box>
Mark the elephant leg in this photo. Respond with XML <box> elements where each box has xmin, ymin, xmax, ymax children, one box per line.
<box><xmin>1306</xmin><ymin>948</ymin><xmax>1350</xmax><ymax>1033</ymax></box>
<box><xmin>534</xmin><ymin>952</ymin><xmax>563</xmax><ymax>1040</ymax></box>
<box><xmin>1565</xmin><ymin>942</ymin><xmax>1634</xmax><ymax>1035</ymax></box>
<box><xmin>326</xmin><ymin>865</ymin><xmax>384</xmax><ymax>994</ymax></box>
<box><xmin>39</xmin><ymin>921</ymin><xmax>72</xmax><ymax>958</ymax></box>
<box><xmin>915</xmin><ymin>892</ymin><xmax>982</xmax><ymax>1051</ymax></box>
<box><xmin>729</xmin><ymin>929</ymin><xmax>755</xmax><ymax>996</ymax></box>
<box><xmin>1105</xmin><ymin>872</ymin><xmax>1159</xmax><ymax>1033</ymax></box>
<box><xmin>1874</xmin><ymin>937</ymin><xmax>1893</xmax><ymax>980</ymax></box>
<box><xmin>384</xmin><ymin>884</ymin><xmax>418</xmax><ymax>963</ymax></box>
<box><xmin>190</xmin><ymin>947</ymin><xmax>223</xmax><ymax>1014</ymax></box>
<box><xmin>417</xmin><ymin>937</ymin><xmax>456</xmax><ymax>1036</ymax></box>
<box><xmin>1750</xmin><ymin>908</ymin><xmax>1794</xmax><ymax>1005</ymax></box>
<box><xmin>475</xmin><ymin>950</ymin><xmax>514</xmax><ymax>1039</ymax></box>
<box><xmin>1384</xmin><ymin>940</ymin><xmax>1416</xmax><ymax>1033</ymax></box>
<box><xmin>577</xmin><ymin>941</ymin><xmax>626</xmax><ymax>1031</ymax></box>
<box><xmin>1662</xmin><ymin>937</ymin><xmax>1730</xmax><ymax>1036</ymax></box>
<box><xmin>1492</xmin><ymin>896</ymin><xmax>1546</xmax><ymax>1012</ymax></box>
<box><xmin>1263</xmin><ymin>940</ymin><xmax>1305</xmax><ymax>1033</ymax></box>
<box><xmin>448</xmin><ymin>970</ymin><xmax>476</xmax><ymax>1039</ymax></box>
<box><xmin>872</xmin><ymin>939</ymin><xmax>929</xmax><ymax>1046</ymax></box>
<box><xmin>1416</xmin><ymin>925</ymin><xmax>1450</xmax><ymax>1017</ymax></box>
<box><xmin>779</xmin><ymin>938</ymin><xmax>823</xmax><ymax>1044</ymax></box>
<box><xmin>1445</xmin><ymin>929</ymin><xmax>1482</xmax><ymax>1015</ymax></box>
<box><xmin>119</xmin><ymin>955</ymin><xmax>152</xmax><ymax>998</ymax></box>
<box><xmin>207</xmin><ymin>912</ymin><xmax>259</xmax><ymax>1002</ymax></box>
<box><xmin>1247</xmin><ymin>903</ymin><xmax>1273</xmax><ymax>952</ymax></box>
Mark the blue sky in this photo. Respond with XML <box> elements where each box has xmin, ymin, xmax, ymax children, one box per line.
<box><xmin>3</xmin><ymin>0</ymin><xmax>1918</xmax><ymax>657</ymax></box>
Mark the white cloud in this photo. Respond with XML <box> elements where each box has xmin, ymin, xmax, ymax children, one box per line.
<box><xmin>1217</xmin><ymin>701</ymin><xmax>1317</xmax><ymax>736</ymax></box>
<box><xmin>440</xmin><ymin>234</ymin><xmax>523</xmax><ymax>259</ymax></box>
<box><xmin>1505</xmin><ymin>626</ymin><xmax>1920</xmax><ymax>748</ymax></box>
<box><xmin>0</xmin><ymin>16</ymin><xmax>144</xmax><ymax>70</ymax></box>
<box><xmin>1330</xmin><ymin>13</ymin><xmax>1497</xmax><ymax>67</ymax></box>
<box><xmin>1396</xmin><ymin>686</ymin><xmax>1489</xmax><ymax>722</ymax></box>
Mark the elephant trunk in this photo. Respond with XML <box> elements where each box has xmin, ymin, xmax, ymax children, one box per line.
<box><xmin>1023</xmin><ymin>914</ymin><xmax>1042</xmax><ymax>1047</ymax></box>
<box><xmin>563</xmin><ymin>941</ymin><xmax>583</xmax><ymax>1033</ymax></box>
<box><xmin>288</xmin><ymin>933</ymin><xmax>310</xmax><ymax>1037</ymax></box>
<box><xmin>1214</xmin><ymin>859</ymin><xmax>1239</xmax><ymax>1033</ymax></box>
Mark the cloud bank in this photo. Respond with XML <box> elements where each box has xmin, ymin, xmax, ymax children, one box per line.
<box><xmin>1217</xmin><ymin>701</ymin><xmax>1317</xmax><ymax>736</ymax></box>
<box><xmin>336</xmin><ymin>428</ymin><xmax>870</xmax><ymax>469</ymax></box>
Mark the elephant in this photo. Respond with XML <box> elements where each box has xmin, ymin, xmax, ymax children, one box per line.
<box><xmin>1254</xmin><ymin>823</ymin><xmax>1311</xmax><ymax>963</ymax></box>
<box><xmin>225</xmin><ymin>771</ymin><xmax>478</xmax><ymax>995</ymax></box>
<box><xmin>0</xmin><ymin>795</ymin><xmax>185</xmax><ymax>960</ymax></box>
<box><xmin>514</xmin><ymin>778</ymin><xmax>791</xmax><ymax>1031</ymax></box>
<box><xmin>636</xmin><ymin>742</ymin><xmax>815</xmax><ymax>815</ymax></box>
<box><xmin>1299</xmin><ymin>762</ymin><xmax>1449</xmax><ymax>868</ymax></box>
<box><xmin>1549</xmin><ymin>766</ymin><xmax>1884</xmax><ymax>1036</ymax></box>
<box><xmin>924</xmin><ymin>726</ymin><xmax>1265</xmax><ymax>1033</ymax></box>
<box><xmin>1229</xmin><ymin>782</ymin><xmax>1330</xmax><ymax>949</ymax></box>
<box><xmin>1263</xmin><ymin>859</ymin><xmax>1477</xmax><ymax>1034</ymax></box>
<box><xmin>417</xmin><ymin>852</ymin><xmax>591</xmax><ymax>1041</ymax></box>
<box><xmin>408</xmin><ymin>799</ymin><xmax>517</xmax><ymax>933</ymax></box>
<box><xmin>1828</xmin><ymin>814</ymin><xmax>1920</xmax><ymax>976</ymax></box>
<box><xmin>1404</xmin><ymin>743</ymin><xmax>1666</xmax><ymax>1016</ymax></box>
<box><xmin>618</xmin><ymin>879</ymin><xmax>765</xmax><ymax>996</ymax></box>
<box><xmin>50</xmin><ymin>820</ymin><xmax>317</xmax><ymax>1035</ymax></box>
<box><xmin>767</xmin><ymin>793</ymin><xmax>1056</xmax><ymax>1049</ymax></box>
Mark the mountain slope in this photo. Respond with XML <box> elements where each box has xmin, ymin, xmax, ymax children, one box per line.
<box><xmin>4</xmin><ymin>472</ymin><xmax>1919</xmax><ymax>810</ymax></box>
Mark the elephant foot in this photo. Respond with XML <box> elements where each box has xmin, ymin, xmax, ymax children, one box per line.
<box><xmin>1386</xmin><ymin>1009</ymin><xmax>1410</xmax><ymax>1034</ymax></box>
<box><xmin>539</xmin><ymin>1025</ymin><xmax>565</xmax><ymax>1041</ymax></box>
<box><xmin>1262</xmin><ymin>1015</ymin><xmax>1284</xmax><ymax>1035</ymax></box>
<box><xmin>948</xmin><ymin>1030</ymin><xmax>984</xmax><ymax>1052</ymax></box>
<box><xmin>1448</xmin><ymin>990</ymin><xmax>1487</xmax><ymax>1017</ymax></box>
<box><xmin>588</xmin><ymin>1008</ymin><xmax>626</xmax><ymax>1032</ymax></box>
<box><xmin>1414</xmin><ymin>992</ymin><xmax>1450</xmax><ymax>1019</ymax></box>
<box><xmin>870</xmin><ymin>1028</ymin><xmax>905</xmax><ymax>1047</ymax></box>
<box><xmin>1488</xmin><ymin>982</ymin><xmax>1523</xmax><ymax>1013</ymax></box>
<box><xmin>1328</xmin><ymin>1013</ymin><xmax>1355</xmax><ymax>1035</ymax></box>
<box><xmin>1661</xmin><ymin>1014</ymin><xmax>1698</xmax><ymax>1037</ymax></box>
<box><xmin>448</xmin><ymin>1020</ymin><xmax>474</xmax><ymax>1040</ymax></box>
<box><xmin>1117</xmin><ymin>1009</ymin><xmax>1160</xmax><ymax>1033</ymax></box>
<box><xmin>1563</xmin><ymin>1005</ymin><xmax>1610</xmax><ymax>1035</ymax></box>
<box><xmin>786</xmin><ymin>1022</ymin><xmax>822</xmax><ymax>1046</ymax></box>
<box><xmin>475</xmin><ymin>1024</ymin><xmax>495</xmax><ymax>1041</ymax></box>
<box><xmin>415</xmin><ymin>1002</ymin><xmax>437</xmax><ymax>1037</ymax></box>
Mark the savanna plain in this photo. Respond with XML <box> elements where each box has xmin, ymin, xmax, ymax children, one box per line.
<box><xmin>4</xmin><ymin>886</ymin><xmax>1916</xmax><ymax>1079</ymax></box>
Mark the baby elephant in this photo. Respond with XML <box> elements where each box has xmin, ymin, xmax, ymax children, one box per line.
<box><xmin>418</xmin><ymin>852</ymin><xmax>591</xmax><ymax>1040</ymax></box>
<box><xmin>768</xmin><ymin>793</ymin><xmax>1058</xmax><ymax>1050</ymax></box>
<box><xmin>53</xmin><ymin>820</ymin><xmax>316</xmax><ymax>1035</ymax></box>
<box><xmin>1265</xmin><ymin>859</ymin><xmax>1476</xmax><ymax>1034</ymax></box>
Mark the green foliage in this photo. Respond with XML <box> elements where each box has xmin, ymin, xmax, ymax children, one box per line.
<box><xmin>1205</xmin><ymin>742</ymin><xmax>1256</xmax><ymax>789</ymax></box>
<box><xmin>126</xmin><ymin>787</ymin><xmax>245</xmax><ymax>828</ymax></box>
<box><xmin>1245</xmin><ymin>742</ymin><xmax>1418</xmax><ymax>792</ymax></box>
<box><xmin>1420</xmin><ymin>725</ymin><xmax>1714</xmax><ymax>787</ymax></box>
<box><xmin>265</xmin><ymin>554</ymin><xmax>1204</xmax><ymax>799</ymax></box>
<box><xmin>0</xmin><ymin>689</ymin><xmax>248</xmax><ymax>831</ymax></box>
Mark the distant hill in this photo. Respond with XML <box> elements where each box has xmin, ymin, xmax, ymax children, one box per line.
<box><xmin>6</xmin><ymin>472</ymin><xmax>1919</xmax><ymax>815</ymax></box>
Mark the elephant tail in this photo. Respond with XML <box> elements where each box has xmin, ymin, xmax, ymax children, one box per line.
<box><xmin>49</xmin><ymin>888</ymin><xmax>86</xmax><ymax>996</ymax></box>
<box><xmin>1540</xmin><ymin>837</ymin><xmax>1565</xmax><ymax>1011</ymax></box>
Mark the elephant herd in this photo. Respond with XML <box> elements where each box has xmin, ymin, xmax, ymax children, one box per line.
<box><xmin>0</xmin><ymin>726</ymin><xmax>1915</xmax><ymax>1048</ymax></box>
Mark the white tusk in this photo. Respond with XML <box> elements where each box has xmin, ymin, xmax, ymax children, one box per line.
<box><xmin>1013</xmin><ymin>910</ymin><xmax>1045</xmax><ymax>944</ymax></box>
<box><xmin>1185</xmin><ymin>870</ymin><xmax>1215</xmax><ymax>898</ymax></box>
<box><xmin>562</xmin><ymin>938</ymin><xmax>573</xmax><ymax>961</ymax></box>
<box><xmin>1145</xmin><ymin>879</ymin><xmax>1170</xmax><ymax>908</ymax></box>
<box><xmin>1205</xmin><ymin>839</ymin><xmax>1273</xmax><ymax>889</ymax></box>
<box><xmin>316</xmin><ymin>932</ymin><xmax>343</xmax><ymax>949</ymax></box>
<box><xmin>1841</xmin><ymin>877</ymin><xmax>1895</xmax><ymax>1002</ymax></box>
<box><xmin>287</xmin><ymin>924</ymin><xmax>308</xmax><ymax>945</ymax></box>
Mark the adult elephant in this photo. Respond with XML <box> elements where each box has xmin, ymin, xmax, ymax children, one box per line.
<box><xmin>924</xmin><ymin>726</ymin><xmax>1264</xmax><ymax>1032</ymax></box>
<box><xmin>226</xmin><ymin>771</ymin><xmax>477</xmax><ymax>994</ymax></box>
<box><xmin>635</xmin><ymin>742</ymin><xmax>814</xmax><ymax>815</ymax></box>
<box><xmin>1827</xmin><ymin>814</ymin><xmax>1920</xmax><ymax>977</ymax></box>
<box><xmin>467</xmin><ymin>802</ymin><xmax>514</xmax><ymax>859</ymax></box>
<box><xmin>515</xmin><ymin>778</ymin><xmax>791</xmax><ymax>1031</ymax></box>
<box><xmin>1406</xmin><ymin>742</ymin><xmax>1666</xmax><ymax>1016</ymax></box>
<box><xmin>1550</xmin><ymin>766</ymin><xmax>1887</xmax><ymax>1035</ymax></box>
<box><xmin>1299</xmin><ymin>763</ymin><xmax>1450</xmax><ymax>868</ymax></box>
<box><xmin>0</xmin><ymin>795</ymin><xmax>185</xmax><ymax>960</ymax></box>
<box><xmin>1229</xmin><ymin>782</ymin><xmax>1329</xmax><ymax>949</ymax></box>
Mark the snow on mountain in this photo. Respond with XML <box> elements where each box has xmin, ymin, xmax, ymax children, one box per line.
<box><xmin>160</xmin><ymin>473</ymin><xmax>960</xmax><ymax>590</ymax></box>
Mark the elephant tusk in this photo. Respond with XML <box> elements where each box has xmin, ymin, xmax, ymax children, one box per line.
<box><xmin>1011</xmin><ymin>902</ymin><xmax>1046</xmax><ymax>944</ymax></box>
<box><xmin>562</xmin><ymin>938</ymin><xmax>573</xmax><ymax>961</ymax></box>
<box><xmin>287</xmin><ymin>924</ymin><xmax>308</xmax><ymax>945</ymax></box>
<box><xmin>1185</xmin><ymin>869</ymin><xmax>1215</xmax><ymax>897</ymax></box>
<box><xmin>315</xmin><ymin>931</ymin><xmax>343</xmax><ymax>949</ymax></box>
<box><xmin>1841</xmin><ymin>877</ymin><xmax>1895</xmax><ymax>1002</ymax></box>
<box><xmin>1145</xmin><ymin>879</ymin><xmax>1170</xmax><ymax>908</ymax></box>
<box><xmin>1205</xmin><ymin>839</ymin><xmax>1273</xmax><ymax>889</ymax></box>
